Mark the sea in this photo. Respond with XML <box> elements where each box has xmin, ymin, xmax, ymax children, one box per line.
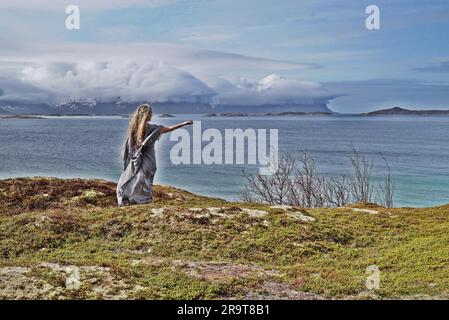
<box><xmin>1</xmin><ymin>114</ymin><xmax>449</xmax><ymax>207</ymax></box>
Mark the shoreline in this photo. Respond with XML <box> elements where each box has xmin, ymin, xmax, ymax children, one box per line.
<box><xmin>0</xmin><ymin>175</ymin><xmax>446</xmax><ymax>209</ymax></box>
<box><xmin>0</xmin><ymin>175</ymin><xmax>448</xmax><ymax>211</ymax></box>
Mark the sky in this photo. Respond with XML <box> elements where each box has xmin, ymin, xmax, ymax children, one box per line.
<box><xmin>0</xmin><ymin>0</ymin><xmax>448</xmax><ymax>112</ymax></box>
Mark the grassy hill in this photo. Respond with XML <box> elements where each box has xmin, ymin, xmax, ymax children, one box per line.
<box><xmin>0</xmin><ymin>177</ymin><xmax>448</xmax><ymax>300</ymax></box>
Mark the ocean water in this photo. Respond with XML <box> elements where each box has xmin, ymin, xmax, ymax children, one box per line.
<box><xmin>1</xmin><ymin>114</ymin><xmax>449</xmax><ymax>207</ymax></box>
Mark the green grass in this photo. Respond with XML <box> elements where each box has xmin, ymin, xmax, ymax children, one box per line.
<box><xmin>0</xmin><ymin>177</ymin><xmax>448</xmax><ymax>299</ymax></box>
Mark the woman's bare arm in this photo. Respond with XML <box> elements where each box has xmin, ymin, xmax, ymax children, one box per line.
<box><xmin>160</xmin><ymin>120</ymin><xmax>193</xmax><ymax>134</ymax></box>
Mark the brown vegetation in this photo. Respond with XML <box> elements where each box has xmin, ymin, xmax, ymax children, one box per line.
<box><xmin>241</xmin><ymin>148</ymin><xmax>394</xmax><ymax>208</ymax></box>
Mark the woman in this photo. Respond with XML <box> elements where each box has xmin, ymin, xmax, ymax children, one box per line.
<box><xmin>116</xmin><ymin>104</ymin><xmax>192</xmax><ymax>206</ymax></box>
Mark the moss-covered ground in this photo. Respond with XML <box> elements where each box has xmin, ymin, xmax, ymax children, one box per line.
<box><xmin>0</xmin><ymin>177</ymin><xmax>448</xmax><ymax>299</ymax></box>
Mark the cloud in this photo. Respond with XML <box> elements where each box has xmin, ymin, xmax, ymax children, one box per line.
<box><xmin>415</xmin><ymin>61</ymin><xmax>449</xmax><ymax>73</ymax></box>
<box><xmin>4</xmin><ymin>61</ymin><xmax>449</xmax><ymax>114</ymax></box>
<box><xmin>0</xmin><ymin>61</ymin><xmax>334</xmax><ymax>108</ymax></box>
<box><xmin>211</xmin><ymin>74</ymin><xmax>336</xmax><ymax>106</ymax></box>
<box><xmin>0</xmin><ymin>42</ymin><xmax>316</xmax><ymax>80</ymax></box>
<box><xmin>0</xmin><ymin>75</ymin><xmax>58</xmax><ymax>102</ymax></box>
<box><xmin>2</xmin><ymin>61</ymin><xmax>214</xmax><ymax>103</ymax></box>
<box><xmin>6</xmin><ymin>63</ymin><xmax>449</xmax><ymax>114</ymax></box>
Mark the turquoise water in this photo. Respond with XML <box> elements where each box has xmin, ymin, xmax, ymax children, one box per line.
<box><xmin>1</xmin><ymin>114</ymin><xmax>449</xmax><ymax>207</ymax></box>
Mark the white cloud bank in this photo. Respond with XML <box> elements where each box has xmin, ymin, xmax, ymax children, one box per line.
<box><xmin>211</xmin><ymin>74</ymin><xmax>335</xmax><ymax>106</ymax></box>
<box><xmin>5</xmin><ymin>61</ymin><xmax>449</xmax><ymax>113</ymax></box>
<box><xmin>18</xmin><ymin>61</ymin><xmax>214</xmax><ymax>103</ymax></box>
<box><xmin>0</xmin><ymin>60</ymin><xmax>334</xmax><ymax>107</ymax></box>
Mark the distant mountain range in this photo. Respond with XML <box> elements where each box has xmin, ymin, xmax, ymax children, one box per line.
<box><xmin>363</xmin><ymin>107</ymin><xmax>449</xmax><ymax>116</ymax></box>
<box><xmin>3</xmin><ymin>99</ymin><xmax>448</xmax><ymax>117</ymax></box>
<box><xmin>0</xmin><ymin>97</ymin><xmax>333</xmax><ymax>115</ymax></box>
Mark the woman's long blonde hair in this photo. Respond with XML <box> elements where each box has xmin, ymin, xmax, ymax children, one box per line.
<box><xmin>128</xmin><ymin>104</ymin><xmax>152</xmax><ymax>148</ymax></box>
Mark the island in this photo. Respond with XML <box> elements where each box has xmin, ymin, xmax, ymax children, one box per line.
<box><xmin>265</xmin><ymin>111</ymin><xmax>332</xmax><ymax>116</ymax></box>
<box><xmin>204</xmin><ymin>112</ymin><xmax>249</xmax><ymax>117</ymax></box>
<box><xmin>0</xmin><ymin>115</ymin><xmax>45</xmax><ymax>120</ymax></box>
<box><xmin>159</xmin><ymin>113</ymin><xmax>175</xmax><ymax>118</ymax></box>
<box><xmin>363</xmin><ymin>107</ymin><xmax>449</xmax><ymax>116</ymax></box>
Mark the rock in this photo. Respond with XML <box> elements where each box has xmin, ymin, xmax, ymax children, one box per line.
<box><xmin>349</xmin><ymin>208</ymin><xmax>379</xmax><ymax>215</ymax></box>
<box><xmin>270</xmin><ymin>205</ymin><xmax>315</xmax><ymax>222</ymax></box>
<box><xmin>242</xmin><ymin>208</ymin><xmax>268</xmax><ymax>218</ymax></box>
<box><xmin>270</xmin><ymin>205</ymin><xmax>293</xmax><ymax>210</ymax></box>
<box><xmin>151</xmin><ymin>208</ymin><xmax>165</xmax><ymax>217</ymax></box>
<box><xmin>287</xmin><ymin>212</ymin><xmax>315</xmax><ymax>222</ymax></box>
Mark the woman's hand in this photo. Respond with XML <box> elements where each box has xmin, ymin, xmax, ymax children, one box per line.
<box><xmin>161</xmin><ymin>120</ymin><xmax>193</xmax><ymax>133</ymax></box>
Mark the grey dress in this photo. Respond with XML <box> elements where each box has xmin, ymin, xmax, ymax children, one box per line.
<box><xmin>116</xmin><ymin>124</ymin><xmax>163</xmax><ymax>206</ymax></box>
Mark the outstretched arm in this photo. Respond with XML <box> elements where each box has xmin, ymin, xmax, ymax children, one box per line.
<box><xmin>160</xmin><ymin>120</ymin><xmax>193</xmax><ymax>134</ymax></box>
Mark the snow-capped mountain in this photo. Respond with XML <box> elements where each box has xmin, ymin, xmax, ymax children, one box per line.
<box><xmin>0</xmin><ymin>94</ymin><xmax>333</xmax><ymax>115</ymax></box>
<box><xmin>55</xmin><ymin>98</ymin><xmax>96</xmax><ymax>112</ymax></box>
